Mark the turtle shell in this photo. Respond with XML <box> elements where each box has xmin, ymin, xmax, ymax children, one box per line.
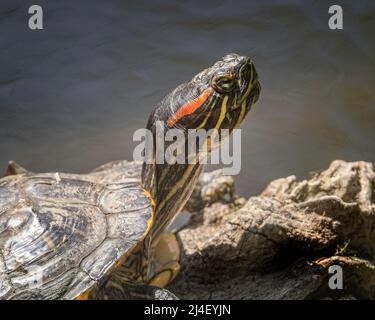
<box><xmin>0</xmin><ymin>161</ymin><xmax>152</xmax><ymax>299</ymax></box>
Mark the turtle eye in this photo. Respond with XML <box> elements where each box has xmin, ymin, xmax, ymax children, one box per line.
<box><xmin>212</xmin><ymin>75</ymin><xmax>235</xmax><ymax>93</ymax></box>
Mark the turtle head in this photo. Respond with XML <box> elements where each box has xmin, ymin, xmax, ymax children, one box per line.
<box><xmin>151</xmin><ymin>53</ymin><xmax>261</xmax><ymax>132</ymax></box>
<box><xmin>141</xmin><ymin>54</ymin><xmax>260</xmax><ymax>247</ymax></box>
<box><xmin>190</xmin><ymin>53</ymin><xmax>260</xmax><ymax>127</ymax></box>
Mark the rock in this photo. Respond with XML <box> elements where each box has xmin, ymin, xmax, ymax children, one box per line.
<box><xmin>185</xmin><ymin>169</ymin><xmax>242</xmax><ymax>212</ymax></box>
<box><xmin>170</xmin><ymin>160</ymin><xmax>375</xmax><ymax>299</ymax></box>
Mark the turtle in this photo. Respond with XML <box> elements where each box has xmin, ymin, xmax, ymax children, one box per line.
<box><xmin>0</xmin><ymin>53</ymin><xmax>261</xmax><ymax>300</ymax></box>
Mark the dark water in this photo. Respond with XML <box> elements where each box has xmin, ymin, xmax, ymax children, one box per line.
<box><xmin>1</xmin><ymin>0</ymin><xmax>374</xmax><ymax>196</ymax></box>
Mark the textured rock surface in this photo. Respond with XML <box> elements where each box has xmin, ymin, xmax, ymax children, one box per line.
<box><xmin>170</xmin><ymin>160</ymin><xmax>375</xmax><ymax>299</ymax></box>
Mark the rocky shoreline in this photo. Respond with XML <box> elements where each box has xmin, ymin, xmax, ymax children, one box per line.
<box><xmin>170</xmin><ymin>160</ymin><xmax>375</xmax><ymax>299</ymax></box>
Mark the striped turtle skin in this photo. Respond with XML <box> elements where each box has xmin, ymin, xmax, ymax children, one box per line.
<box><xmin>0</xmin><ymin>54</ymin><xmax>260</xmax><ymax>299</ymax></box>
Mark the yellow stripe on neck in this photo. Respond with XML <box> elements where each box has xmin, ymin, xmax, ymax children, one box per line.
<box><xmin>234</xmin><ymin>100</ymin><xmax>247</xmax><ymax>128</ymax></box>
<box><xmin>215</xmin><ymin>95</ymin><xmax>228</xmax><ymax>130</ymax></box>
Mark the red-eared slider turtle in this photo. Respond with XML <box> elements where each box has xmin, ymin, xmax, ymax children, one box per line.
<box><xmin>0</xmin><ymin>54</ymin><xmax>260</xmax><ymax>299</ymax></box>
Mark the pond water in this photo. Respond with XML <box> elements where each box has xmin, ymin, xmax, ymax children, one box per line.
<box><xmin>0</xmin><ymin>0</ymin><xmax>374</xmax><ymax>196</ymax></box>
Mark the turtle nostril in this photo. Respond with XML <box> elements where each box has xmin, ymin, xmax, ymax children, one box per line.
<box><xmin>243</xmin><ymin>57</ymin><xmax>251</xmax><ymax>65</ymax></box>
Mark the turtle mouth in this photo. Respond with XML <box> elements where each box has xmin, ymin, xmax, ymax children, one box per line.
<box><xmin>250</xmin><ymin>80</ymin><xmax>261</xmax><ymax>104</ymax></box>
<box><xmin>231</xmin><ymin>79</ymin><xmax>260</xmax><ymax>110</ymax></box>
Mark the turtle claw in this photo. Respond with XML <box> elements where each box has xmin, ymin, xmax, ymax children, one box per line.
<box><xmin>96</xmin><ymin>283</ymin><xmax>179</xmax><ymax>300</ymax></box>
<box><xmin>152</xmin><ymin>286</ymin><xmax>179</xmax><ymax>300</ymax></box>
<box><xmin>3</xmin><ymin>161</ymin><xmax>31</xmax><ymax>177</ymax></box>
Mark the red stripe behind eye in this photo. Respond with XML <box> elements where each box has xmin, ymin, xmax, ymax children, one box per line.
<box><xmin>167</xmin><ymin>88</ymin><xmax>213</xmax><ymax>127</ymax></box>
